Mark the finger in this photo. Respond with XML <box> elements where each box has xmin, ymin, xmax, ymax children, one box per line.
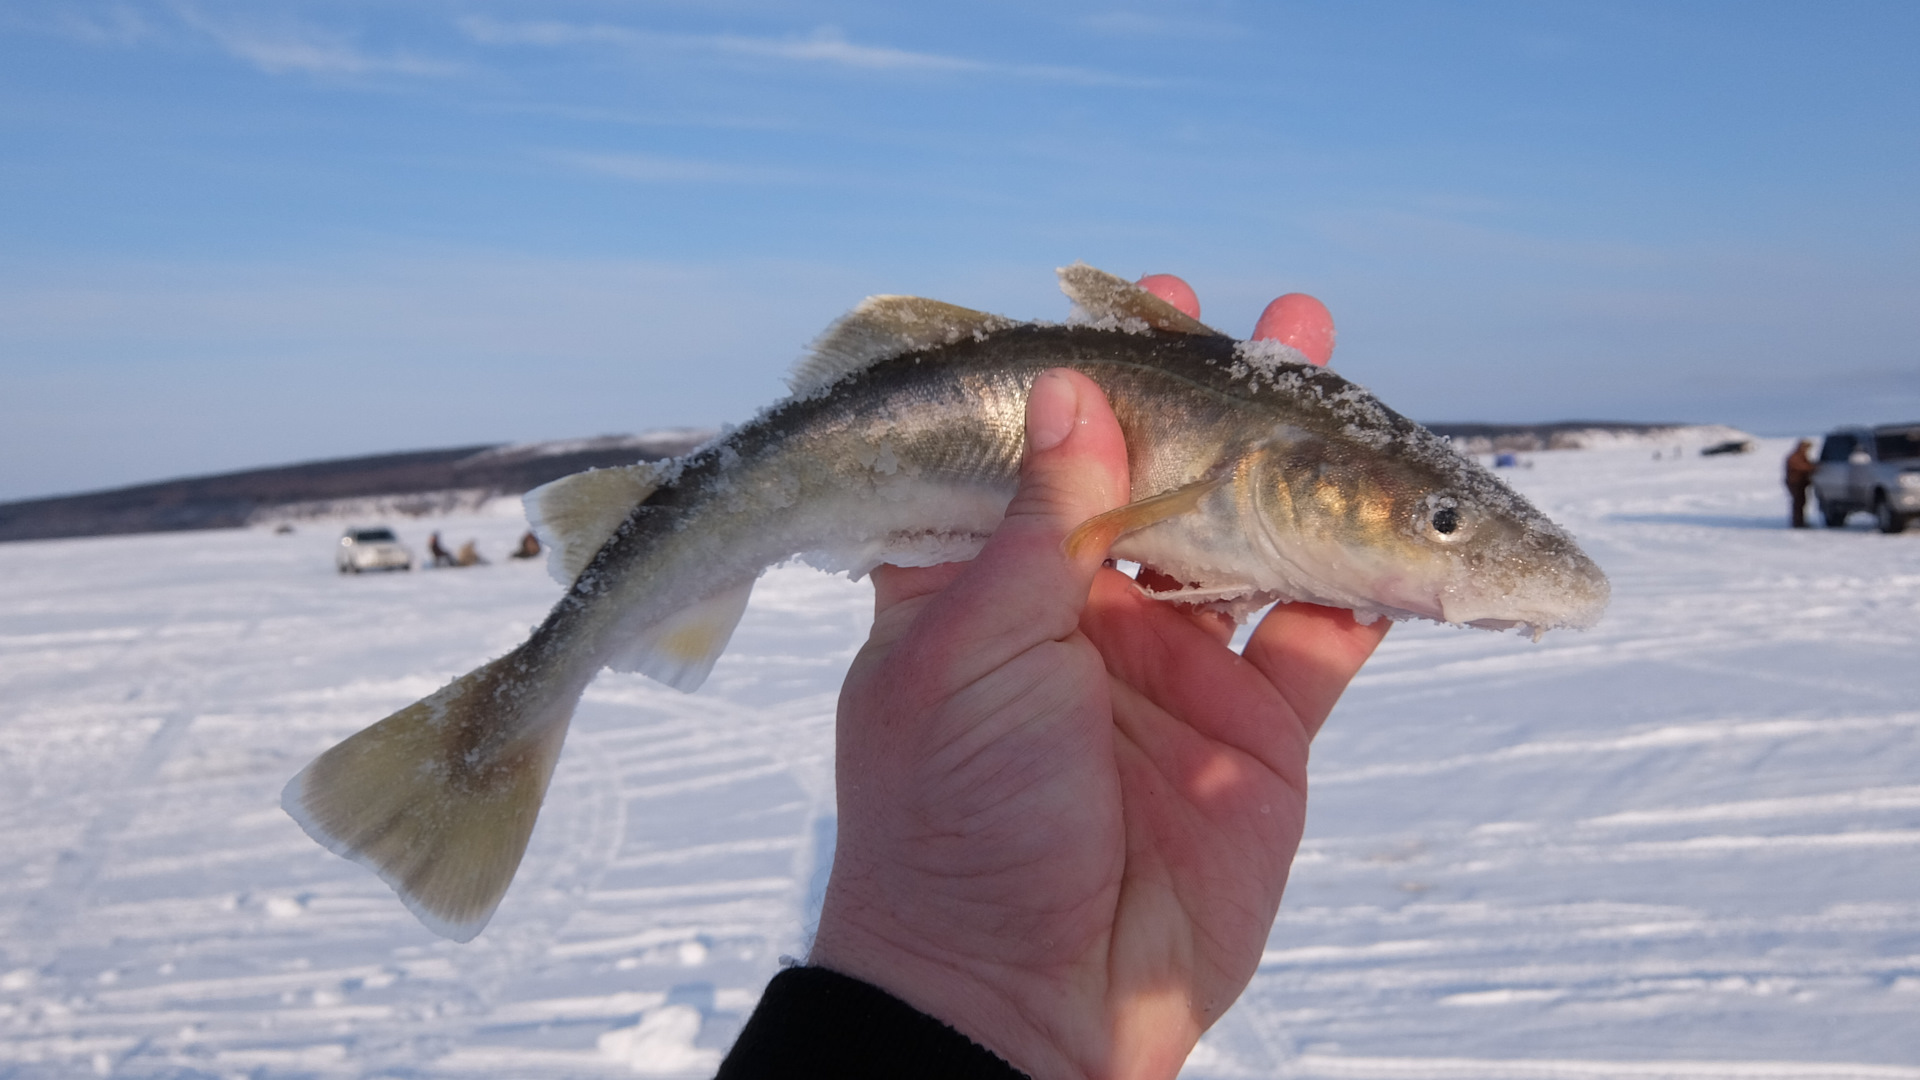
<box><xmin>1136</xmin><ymin>273</ymin><xmax>1200</xmax><ymax>319</ymax></box>
<box><xmin>1081</xmin><ymin>568</ymin><xmax>1310</xmax><ymax>788</ymax></box>
<box><xmin>1187</xmin><ymin>607</ymin><xmax>1236</xmax><ymax>645</ymax></box>
<box><xmin>1240</xmin><ymin>603</ymin><xmax>1389</xmax><ymax>740</ymax></box>
<box><xmin>969</xmin><ymin>366</ymin><xmax>1129</xmax><ymax>594</ymax></box>
<box><xmin>1252</xmin><ymin>293</ymin><xmax>1335</xmax><ymax>367</ymax></box>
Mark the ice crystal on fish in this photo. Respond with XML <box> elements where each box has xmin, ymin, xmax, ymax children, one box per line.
<box><xmin>1234</xmin><ymin>337</ymin><xmax>1314</xmax><ymax>376</ymax></box>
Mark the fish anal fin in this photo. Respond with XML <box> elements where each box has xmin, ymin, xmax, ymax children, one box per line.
<box><xmin>609</xmin><ymin>578</ymin><xmax>756</xmax><ymax>692</ymax></box>
<box><xmin>1057</xmin><ymin>262</ymin><xmax>1224</xmax><ymax>337</ymax></box>
<box><xmin>280</xmin><ymin>648</ymin><xmax>585</xmax><ymax>942</ymax></box>
<box><xmin>789</xmin><ymin>296</ymin><xmax>1016</xmax><ymax>396</ymax></box>
<box><xmin>524</xmin><ymin>463</ymin><xmax>668</xmax><ymax>586</ymax></box>
<box><xmin>1064</xmin><ymin>475</ymin><xmax>1229</xmax><ymax>561</ymax></box>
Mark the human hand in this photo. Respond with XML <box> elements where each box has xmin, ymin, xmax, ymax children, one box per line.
<box><xmin>808</xmin><ymin>360</ymin><xmax>1389</xmax><ymax>1078</ymax></box>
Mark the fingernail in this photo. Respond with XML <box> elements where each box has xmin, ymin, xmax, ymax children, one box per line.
<box><xmin>1026</xmin><ymin>369</ymin><xmax>1078</xmax><ymax>452</ymax></box>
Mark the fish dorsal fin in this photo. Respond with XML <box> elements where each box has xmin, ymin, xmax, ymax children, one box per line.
<box><xmin>523</xmin><ymin>463</ymin><xmax>669</xmax><ymax>586</ymax></box>
<box><xmin>607</xmin><ymin>578</ymin><xmax>757</xmax><ymax>692</ymax></box>
<box><xmin>788</xmin><ymin>295</ymin><xmax>1016</xmax><ymax>396</ymax></box>
<box><xmin>1057</xmin><ymin>262</ymin><xmax>1223</xmax><ymax>337</ymax></box>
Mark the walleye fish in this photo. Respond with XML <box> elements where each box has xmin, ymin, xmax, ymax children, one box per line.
<box><xmin>282</xmin><ymin>264</ymin><xmax>1609</xmax><ymax>941</ymax></box>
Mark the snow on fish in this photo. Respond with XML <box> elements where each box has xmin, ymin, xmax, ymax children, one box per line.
<box><xmin>282</xmin><ymin>264</ymin><xmax>1610</xmax><ymax>941</ymax></box>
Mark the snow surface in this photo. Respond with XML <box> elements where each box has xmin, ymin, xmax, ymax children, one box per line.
<box><xmin>2</xmin><ymin>440</ymin><xmax>1917</xmax><ymax>1079</ymax></box>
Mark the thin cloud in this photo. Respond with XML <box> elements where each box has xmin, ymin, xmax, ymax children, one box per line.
<box><xmin>481</xmin><ymin>100</ymin><xmax>804</xmax><ymax>134</ymax></box>
<box><xmin>460</xmin><ymin>16</ymin><xmax>1152</xmax><ymax>87</ymax></box>
<box><xmin>461</xmin><ymin>17</ymin><xmax>975</xmax><ymax>73</ymax></box>
<box><xmin>711</xmin><ymin>27</ymin><xmax>982</xmax><ymax>73</ymax></box>
<box><xmin>48</xmin><ymin>5</ymin><xmax>156</xmax><ymax>47</ymax></box>
<box><xmin>457</xmin><ymin>17</ymin><xmax>638</xmax><ymax>50</ymax></box>
<box><xmin>2</xmin><ymin>1</ymin><xmax>157</xmax><ymax>48</ymax></box>
<box><xmin>176</xmin><ymin>7</ymin><xmax>458</xmax><ymax>78</ymax></box>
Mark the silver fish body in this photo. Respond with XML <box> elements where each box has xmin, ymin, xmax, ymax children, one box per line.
<box><xmin>283</xmin><ymin>269</ymin><xmax>1609</xmax><ymax>941</ymax></box>
<box><xmin>558</xmin><ymin>323</ymin><xmax>1602</xmax><ymax>646</ymax></box>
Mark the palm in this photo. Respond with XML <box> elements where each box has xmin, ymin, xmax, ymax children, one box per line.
<box><xmin>823</xmin><ymin>558</ymin><xmax>1381</xmax><ymax>1077</ymax></box>
<box><xmin>1084</xmin><ymin>569</ymin><xmax>1318</xmax><ymax>1039</ymax></box>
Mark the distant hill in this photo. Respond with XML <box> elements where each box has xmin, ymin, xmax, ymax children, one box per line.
<box><xmin>0</xmin><ymin>421</ymin><xmax>1748</xmax><ymax>544</ymax></box>
<box><xmin>0</xmin><ymin>431</ymin><xmax>712</xmax><ymax>544</ymax></box>
<box><xmin>1423</xmin><ymin>420</ymin><xmax>1750</xmax><ymax>454</ymax></box>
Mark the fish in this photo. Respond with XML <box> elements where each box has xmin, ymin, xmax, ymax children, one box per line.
<box><xmin>281</xmin><ymin>263</ymin><xmax>1610</xmax><ymax>941</ymax></box>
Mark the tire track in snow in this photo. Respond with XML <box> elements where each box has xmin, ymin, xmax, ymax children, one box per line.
<box><xmin>8</xmin><ymin>710</ymin><xmax>194</xmax><ymax>964</ymax></box>
<box><xmin>1313</xmin><ymin>713</ymin><xmax>1920</xmax><ymax>785</ymax></box>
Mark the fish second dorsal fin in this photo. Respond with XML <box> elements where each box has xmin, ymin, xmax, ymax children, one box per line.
<box><xmin>524</xmin><ymin>463</ymin><xmax>670</xmax><ymax>586</ymax></box>
<box><xmin>788</xmin><ymin>295</ymin><xmax>1017</xmax><ymax>396</ymax></box>
<box><xmin>1057</xmin><ymin>262</ymin><xmax>1224</xmax><ymax>337</ymax></box>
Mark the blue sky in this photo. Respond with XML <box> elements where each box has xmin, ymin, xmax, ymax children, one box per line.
<box><xmin>3</xmin><ymin>1</ymin><xmax>1917</xmax><ymax>502</ymax></box>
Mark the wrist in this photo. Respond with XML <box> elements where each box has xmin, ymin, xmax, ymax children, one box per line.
<box><xmin>810</xmin><ymin>898</ymin><xmax>1078</xmax><ymax>1080</ymax></box>
<box><xmin>808</xmin><ymin>898</ymin><xmax>1205</xmax><ymax>1080</ymax></box>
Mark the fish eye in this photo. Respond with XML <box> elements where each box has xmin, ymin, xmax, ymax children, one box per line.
<box><xmin>1418</xmin><ymin>496</ymin><xmax>1473</xmax><ymax>544</ymax></box>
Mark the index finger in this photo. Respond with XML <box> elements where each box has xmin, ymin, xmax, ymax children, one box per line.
<box><xmin>1240</xmin><ymin>604</ymin><xmax>1390</xmax><ymax>742</ymax></box>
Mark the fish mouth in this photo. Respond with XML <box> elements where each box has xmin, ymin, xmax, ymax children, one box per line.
<box><xmin>1438</xmin><ymin>555</ymin><xmax>1611</xmax><ymax>634</ymax></box>
<box><xmin>1301</xmin><ymin>533</ymin><xmax>1611</xmax><ymax>635</ymax></box>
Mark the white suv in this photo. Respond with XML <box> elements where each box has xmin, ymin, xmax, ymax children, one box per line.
<box><xmin>336</xmin><ymin>526</ymin><xmax>415</xmax><ymax>573</ymax></box>
<box><xmin>1812</xmin><ymin>424</ymin><xmax>1920</xmax><ymax>533</ymax></box>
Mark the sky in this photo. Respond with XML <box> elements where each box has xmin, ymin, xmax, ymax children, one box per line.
<box><xmin>2</xmin><ymin>1</ymin><xmax>1917</xmax><ymax>503</ymax></box>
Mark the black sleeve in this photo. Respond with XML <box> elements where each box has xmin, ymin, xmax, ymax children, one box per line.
<box><xmin>716</xmin><ymin>966</ymin><xmax>1032</xmax><ymax>1080</ymax></box>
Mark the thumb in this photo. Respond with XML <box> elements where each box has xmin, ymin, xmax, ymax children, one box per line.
<box><xmin>995</xmin><ymin>367</ymin><xmax>1131</xmax><ymax>576</ymax></box>
<box><xmin>927</xmin><ymin>368</ymin><xmax>1130</xmax><ymax>651</ymax></box>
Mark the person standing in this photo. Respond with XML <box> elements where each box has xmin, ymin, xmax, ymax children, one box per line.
<box><xmin>1785</xmin><ymin>438</ymin><xmax>1818</xmax><ymax>528</ymax></box>
<box><xmin>427</xmin><ymin>531</ymin><xmax>456</xmax><ymax>567</ymax></box>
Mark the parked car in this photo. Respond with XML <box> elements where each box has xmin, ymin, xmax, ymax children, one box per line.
<box><xmin>1811</xmin><ymin>423</ymin><xmax>1920</xmax><ymax>533</ymax></box>
<box><xmin>336</xmin><ymin>526</ymin><xmax>415</xmax><ymax>573</ymax></box>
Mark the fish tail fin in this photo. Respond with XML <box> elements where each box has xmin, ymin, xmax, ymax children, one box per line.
<box><xmin>281</xmin><ymin>646</ymin><xmax>586</xmax><ymax>942</ymax></box>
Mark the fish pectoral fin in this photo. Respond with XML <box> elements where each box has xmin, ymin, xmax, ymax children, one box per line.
<box><xmin>524</xmin><ymin>463</ymin><xmax>668</xmax><ymax>586</ymax></box>
<box><xmin>1057</xmin><ymin>262</ymin><xmax>1225</xmax><ymax>337</ymax></box>
<box><xmin>281</xmin><ymin>646</ymin><xmax>583</xmax><ymax>942</ymax></box>
<box><xmin>789</xmin><ymin>296</ymin><xmax>1017</xmax><ymax>395</ymax></box>
<box><xmin>610</xmin><ymin>578</ymin><xmax>757</xmax><ymax>692</ymax></box>
<box><xmin>1064</xmin><ymin>474</ymin><xmax>1230</xmax><ymax>560</ymax></box>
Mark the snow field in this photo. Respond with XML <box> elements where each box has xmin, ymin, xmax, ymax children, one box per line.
<box><xmin>0</xmin><ymin>439</ymin><xmax>1915</xmax><ymax>1077</ymax></box>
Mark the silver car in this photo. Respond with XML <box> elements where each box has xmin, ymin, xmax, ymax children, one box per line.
<box><xmin>336</xmin><ymin>526</ymin><xmax>415</xmax><ymax>573</ymax></box>
<box><xmin>1812</xmin><ymin>424</ymin><xmax>1920</xmax><ymax>533</ymax></box>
